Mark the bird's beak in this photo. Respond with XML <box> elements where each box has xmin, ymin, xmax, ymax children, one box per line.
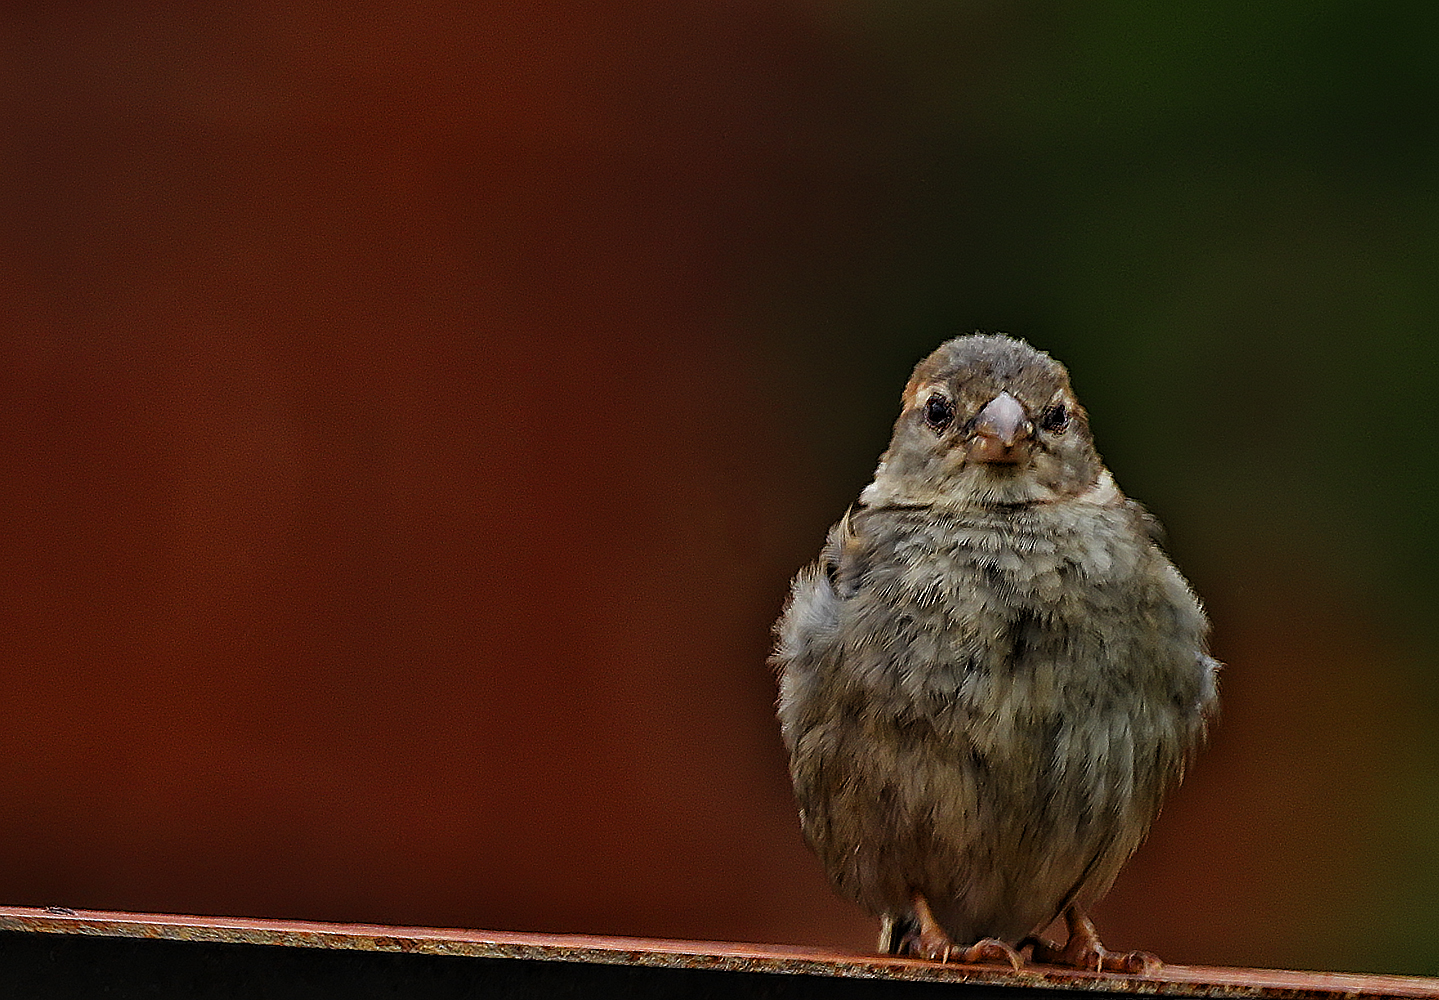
<box><xmin>967</xmin><ymin>392</ymin><xmax>1032</xmax><ymax>464</ymax></box>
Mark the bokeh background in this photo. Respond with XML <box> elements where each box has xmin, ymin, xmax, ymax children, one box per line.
<box><xmin>3</xmin><ymin>1</ymin><xmax>1437</xmax><ymax>977</ymax></box>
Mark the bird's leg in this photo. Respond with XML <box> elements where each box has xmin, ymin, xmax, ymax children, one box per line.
<box><xmin>1029</xmin><ymin>906</ymin><xmax>1161</xmax><ymax>975</ymax></box>
<box><xmin>897</xmin><ymin>891</ymin><xmax>1023</xmax><ymax>970</ymax></box>
<box><xmin>897</xmin><ymin>891</ymin><xmax>955</xmax><ymax>961</ymax></box>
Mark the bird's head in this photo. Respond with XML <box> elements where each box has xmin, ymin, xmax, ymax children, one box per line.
<box><xmin>861</xmin><ymin>334</ymin><xmax>1110</xmax><ymax>509</ymax></box>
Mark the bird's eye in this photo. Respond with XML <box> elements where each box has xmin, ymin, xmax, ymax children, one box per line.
<box><xmin>1039</xmin><ymin>404</ymin><xmax>1069</xmax><ymax>433</ymax></box>
<box><xmin>923</xmin><ymin>394</ymin><xmax>954</xmax><ymax>431</ymax></box>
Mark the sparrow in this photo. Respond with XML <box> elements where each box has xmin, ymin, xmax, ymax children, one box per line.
<box><xmin>773</xmin><ymin>334</ymin><xmax>1219</xmax><ymax>973</ymax></box>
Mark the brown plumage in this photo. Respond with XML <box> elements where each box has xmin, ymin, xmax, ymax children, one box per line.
<box><xmin>774</xmin><ymin>334</ymin><xmax>1218</xmax><ymax>972</ymax></box>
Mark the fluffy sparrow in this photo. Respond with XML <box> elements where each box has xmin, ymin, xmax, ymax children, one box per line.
<box><xmin>774</xmin><ymin>334</ymin><xmax>1218</xmax><ymax>972</ymax></box>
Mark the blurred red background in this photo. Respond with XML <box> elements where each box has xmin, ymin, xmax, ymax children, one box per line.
<box><xmin>3</xmin><ymin>2</ymin><xmax>1437</xmax><ymax>976</ymax></box>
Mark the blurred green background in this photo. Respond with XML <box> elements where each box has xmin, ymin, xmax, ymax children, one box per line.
<box><xmin>2</xmin><ymin>0</ymin><xmax>1437</xmax><ymax>977</ymax></box>
<box><xmin>755</xmin><ymin>2</ymin><xmax>1439</xmax><ymax>974</ymax></box>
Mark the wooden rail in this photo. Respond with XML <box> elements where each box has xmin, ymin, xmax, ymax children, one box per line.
<box><xmin>1</xmin><ymin>906</ymin><xmax>1434</xmax><ymax>998</ymax></box>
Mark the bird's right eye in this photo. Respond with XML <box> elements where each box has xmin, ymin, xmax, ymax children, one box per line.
<box><xmin>924</xmin><ymin>394</ymin><xmax>954</xmax><ymax>431</ymax></box>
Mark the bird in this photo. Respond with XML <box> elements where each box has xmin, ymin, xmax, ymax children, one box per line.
<box><xmin>773</xmin><ymin>333</ymin><xmax>1219</xmax><ymax>973</ymax></box>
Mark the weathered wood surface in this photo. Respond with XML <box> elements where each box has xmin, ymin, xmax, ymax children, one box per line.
<box><xmin>0</xmin><ymin>906</ymin><xmax>1434</xmax><ymax>998</ymax></box>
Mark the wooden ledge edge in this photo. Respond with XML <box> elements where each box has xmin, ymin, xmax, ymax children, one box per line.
<box><xmin>1</xmin><ymin>906</ymin><xmax>1435</xmax><ymax>998</ymax></box>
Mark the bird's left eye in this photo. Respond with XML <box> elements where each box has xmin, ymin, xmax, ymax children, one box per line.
<box><xmin>1039</xmin><ymin>404</ymin><xmax>1069</xmax><ymax>433</ymax></box>
<box><xmin>924</xmin><ymin>394</ymin><xmax>954</xmax><ymax>431</ymax></box>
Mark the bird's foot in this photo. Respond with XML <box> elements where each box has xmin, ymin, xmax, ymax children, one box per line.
<box><xmin>897</xmin><ymin>890</ymin><xmax>958</xmax><ymax>962</ymax></box>
<box><xmin>1028</xmin><ymin>907</ymin><xmax>1161</xmax><ymax>976</ymax></box>
<box><xmin>898</xmin><ymin>929</ymin><xmax>1023</xmax><ymax>969</ymax></box>
<box><xmin>891</xmin><ymin>892</ymin><xmax>1023</xmax><ymax>970</ymax></box>
<box><xmin>956</xmin><ymin>937</ymin><xmax>1025</xmax><ymax>969</ymax></box>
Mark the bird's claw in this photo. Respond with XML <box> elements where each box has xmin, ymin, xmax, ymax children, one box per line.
<box><xmin>894</xmin><ymin>893</ymin><xmax>1023</xmax><ymax>969</ymax></box>
<box><xmin>900</xmin><ymin>930</ymin><xmax>1023</xmax><ymax>970</ymax></box>
<box><xmin>1029</xmin><ymin>907</ymin><xmax>1162</xmax><ymax>976</ymax></box>
<box><xmin>958</xmin><ymin>937</ymin><xmax>1024</xmax><ymax>970</ymax></box>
